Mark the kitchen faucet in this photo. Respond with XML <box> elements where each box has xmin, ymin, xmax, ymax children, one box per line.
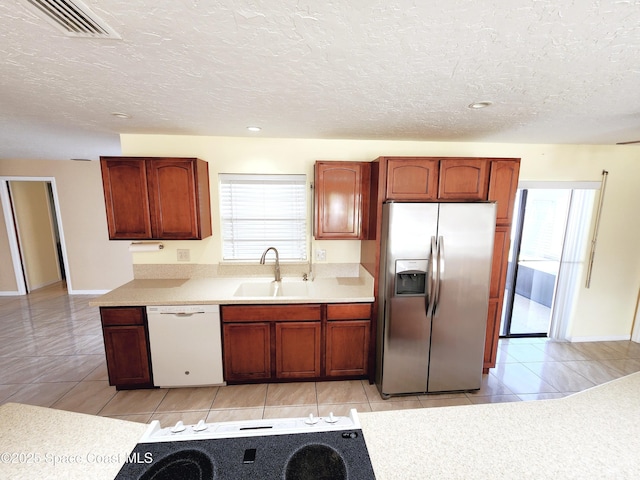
<box><xmin>260</xmin><ymin>247</ymin><xmax>281</xmax><ymax>282</ymax></box>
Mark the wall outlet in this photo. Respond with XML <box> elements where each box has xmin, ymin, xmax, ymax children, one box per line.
<box><xmin>177</xmin><ymin>249</ymin><xmax>190</xmax><ymax>262</ymax></box>
<box><xmin>315</xmin><ymin>249</ymin><xmax>326</xmax><ymax>262</ymax></box>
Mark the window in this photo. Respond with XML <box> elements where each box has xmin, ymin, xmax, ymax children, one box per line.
<box><xmin>219</xmin><ymin>174</ymin><xmax>307</xmax><ymax>261</ymax></box>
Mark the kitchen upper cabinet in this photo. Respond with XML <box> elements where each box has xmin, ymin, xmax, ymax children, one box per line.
<box><xmin>314</xmin><ymin>161</ymin><xmax>370</xmax><ymax>239</ymax></box>
<box><xmin>385</xmin><ymin>158</ymin><xmax>438</xmax><ymax>200</ymax></box>
<box><xmin>100</xmin><ymin>157</ymin><xmax>212</xmax><ymax>240</ymax></box>
<box><xmin>438</xmin><ymin>158</ymin><xmax>490</xmax><ymax>200</ymax></box>
<box><xmin>100</xmin><ymin>307</ymin><xmax>153</xmax><ymax>389</ymax></box>
<box><xmin>488</xmin><ymin>159</ymin><xmax>521</xmax><ymax>225</ymax></box>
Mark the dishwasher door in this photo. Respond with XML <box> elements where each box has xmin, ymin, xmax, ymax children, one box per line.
<box><xmin>146</xmin><ymin>305</ymin><xmax>224</xmax><ymax>387</ymax></box>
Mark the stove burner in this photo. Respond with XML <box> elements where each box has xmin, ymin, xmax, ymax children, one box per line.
<box><xmin>285</xmin><ymin>444</ymin><xmax>347</xmax><ymax>480</ymax></box>
<box><xmin>139</xmin><ymin>449</ymin><xmax>213</xmax><ymax>480</ymax></box>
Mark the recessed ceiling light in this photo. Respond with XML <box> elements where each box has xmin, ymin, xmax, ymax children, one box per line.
<box><xmin>246</xmin><ymin>126</ymin><xmax>262</xmax><ymax>132</ymax></box>
<box><xmin>111</xmin><ymin>112</ymin><xmax>131</xmax><ymax>119</ymax></box>
<box><xmin>468</xmin><ymin>101</ymin><xmax>493</xmax><ymax>109</ymax></box>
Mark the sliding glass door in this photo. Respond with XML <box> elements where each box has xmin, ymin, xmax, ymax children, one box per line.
<box><xmin>500</xmin><ymin>189</ymin><xmax>571</xmax><ymax>337</ymax></box>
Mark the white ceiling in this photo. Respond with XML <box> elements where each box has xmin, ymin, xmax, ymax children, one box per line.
<box><xmin>1</xmin><ymin>0</ymin><xmax>640</xmax><ymax>161</ymax></box>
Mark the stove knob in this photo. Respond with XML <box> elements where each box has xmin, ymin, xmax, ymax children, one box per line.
<box><xmin>171</xmin><ymin>421</ymin><xmax>186</xmax><ymax>433</ymax></box>
<box><xmin>193</xmin><ymin>419</ymin><xmax>208</xmax><ymax>432</ymax></box>
<box><xmin>325</xmin><ymin>412</ymin><xmax>338</xmax><ymax>424</ymax></box>
<box><xmin>304</xmin><ymin>413</ymin><xmax>319</xmax><ymax>425</ymax></box>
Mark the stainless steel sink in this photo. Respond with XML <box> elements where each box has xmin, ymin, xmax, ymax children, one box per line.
<box><xmin>233</xmin><ymin>281</ymin><xmax>309</xmax><ymax>297</ymax></box>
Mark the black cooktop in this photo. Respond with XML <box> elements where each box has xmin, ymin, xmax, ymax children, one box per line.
<box><xmin>115</xmin><ymin>428</ymin><xmax>376</xmax><ymax>480</ymax></box>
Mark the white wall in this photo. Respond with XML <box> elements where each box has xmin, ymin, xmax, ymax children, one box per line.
<box><xmin>121</xmin><ymin>135</ymin><xmax>640</xmax><ymax>341</ymax></box>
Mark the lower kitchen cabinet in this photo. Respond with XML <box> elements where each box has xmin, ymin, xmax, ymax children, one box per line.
<box><xmin>326</xmin><ymin>303</ymin><xmax>371</xmax><ymax>377</ymax></box>
<box><xmin>220</xmin><ymin>303</ymin><xmax>372</xmax><ymax>383</ymax></box>
<box><xmin>275</xmin><ymin>322</ymin><xmax>321</xmax><ymax>378</ymax></box>
<box><xmin>326</xmin><ymin>321</ymin><xmax>370</xmax><ymax>376</ymax></box>
<box><xmin>222</xmin><ymin>323</ymin><xmax>271</xmax><ymax>382</ymax></box>
<box><xmin>100</xmin><ymin>307</ymin><xmax>153</xmax><ymax>389</ymax></box>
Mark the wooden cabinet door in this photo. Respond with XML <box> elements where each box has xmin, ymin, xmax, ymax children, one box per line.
<box><xmin>314</xmin><ymin>162</ymin><xmax>369</xmax><ymax>239</ymax></box>
<box><xmin>326</xmin><ymin>320</ymin><xmax>370</xmax><ymax>376</ymax></box>
<box><xmin>223</xmin><ymin>323</ymin><xmax>271</xmax><ymax>382</ymax></box>
<box><xmin>275</xmin><ymin>322</ymin><xmax>321</xmax><ymax>378</ymax></box>
<box><xmin>385</xmin><ymin>158</ymin><xmax>438</xmax><ymax>200</ymax></box>
<box><xmin>100</xmin><ymin>158</ymin><xmax>152</xmax><ymax>239</ymax></box>
<box><xmin>488</xmin><ymin>160</ymin><xmax>520</xmax><ymax>225</ymax></box>
<box><xmin>103</xmin><ymin>325</ymin><xmax>153</xmax><ymax>388</ymax></box>
<box><xmin>438</xmin><ymin>158</ymin><xmax>489</xmax><ymax>200</ymax></box>
<box><xmin>490</xmin><ymin>226</ymin><xmax>511</xmax><ymax>299</ymax></box>
<box><xmin>483</xmin><ymin>298</ymin><xmax>501</xmax><ymax>371</ymax></box>
<box><xmin>147</xmin><ymin>158</ymin><xmax>205</xmax><ymax>239</ymax></box>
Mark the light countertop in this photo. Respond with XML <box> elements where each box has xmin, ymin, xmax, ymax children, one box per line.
<box><xmin>89</xmin><ymin>275</ymin><xmax>374</xmax><ymax>307</ymax></box>
<box><xmin>360</xmin><ymin>371</ymin><xmax>640</xmax><ymax>479</ymax></box>
<box><xmin>1</xmin><ymin>372</ymin><xmax>639</xmax><ymax>479</ymax></box>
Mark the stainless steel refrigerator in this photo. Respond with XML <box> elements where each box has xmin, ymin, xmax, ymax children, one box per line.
<box><xmin>375</xmin><ymin>201</ymin><xmax>496</xmax><ymax>397</ymax></box>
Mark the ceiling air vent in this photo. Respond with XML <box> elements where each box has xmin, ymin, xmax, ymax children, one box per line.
<box><xmin>21</xmin><ymin>0</ymin><xmax>120</xmax><ymax>39</ymax></box>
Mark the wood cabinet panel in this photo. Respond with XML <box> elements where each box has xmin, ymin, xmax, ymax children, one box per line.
<box><xmin>326</xmin><ymin>320</ymin><xmax>370</xmax><ymax>376</ymax></box>
<box><xmin>326</xmin><ymin>303</ymin><xmax>371</xmax><ymax>320</ymax></box>
<box><xmin>221</xmin><ymin>302</ymin><xmax>371</xmax><ymax>383</ymax></box>
<box><xmin>100</xmin><ymin>156</ymin><xmax>211</xmax><ymax>240</ymax></box>
<box><xmin>100</xmin><ymin>306</ymin><xmax>152</xmax><ymax>389</ymax></box>
<box><xmin>100</xmin><ymin>158</ymin><xmax>152</xmax><ymax>239</ymax></box>
<box><xmin>223</xmin><ymin>323</ymin><xmax>271</xmax><ymax>381</ymax></box>
<box><xmin>103</xmin><ymin>325</ymin><xmax>153</xmax><ymax>388</ymax></box>
<box><xmin>385</xmin><ymin>158</ymin><xmax>438</xmax><ymax>200</ymax></box>
<box><xmin>488</xmin><ymin>160</ymin><xmax>521</xmax><ymax>225</ymax></box>
<box><xmin>314</xmin><ymin>161</ymin><xmax>370</xmax><ymax>239</ymax></box>
<box><xmin>100</xmin><ymin>307</ymin><xmax>145</xmax><ymax>326</ymax></box>
<box><xmin>221</xmin><ymin>305</ymin><xmax>321</xmax><ymax>322</ymax></box>
<box><xmin>275</xmin><ymin>322</ymin><xmax>321</xmax><ymax>378</ymax></box>
<box><xmin>483</xmin><ymin>298</ymin><xmax>501</xmax><ymax>370</ymax></box>
<box><xmin>490</xmin><ymin>227</ymin><xmax>511</xmax><ymax>299</ymax></box>
<box><xmin>147</xmin><ymin>158</ymin><xmax>210</xmax><ymax>239</ymax></box>
<box><xmin>438</xmin><ymin>158</ymin><xmax>489</xmax><ymax>200</ymax></box>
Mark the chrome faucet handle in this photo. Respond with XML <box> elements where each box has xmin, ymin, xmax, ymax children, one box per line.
<box><xmin>302</xmin><ymin>273</ymin><xmax>308</xmax><ymax>281</ymax></box>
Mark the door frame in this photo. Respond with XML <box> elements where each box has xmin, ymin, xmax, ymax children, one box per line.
<box><xmin>0</xmin><ymin>176</ymin><xmax>72</xmax><ymax>295</ymax></box>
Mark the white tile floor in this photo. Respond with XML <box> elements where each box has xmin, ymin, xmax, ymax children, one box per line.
<box><xmin>2</xmin><ymin>283</ymin><xmax>640</xmax><ymax>428</ymax></box>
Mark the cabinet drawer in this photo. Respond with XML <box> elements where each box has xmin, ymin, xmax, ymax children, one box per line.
<box><xmin>221</xmin><ymin>304</ymin><xmax>321</xmax><ymax>322</ymax></box>
<box><xmin>327</xmin><ymin>303</ymin><xmax>372</xmax><ymax>320</ymax></box>
<box><xmin>100</xmin><ymin>307</ymin><xmax>145</xmax><ymax>326</ymax></box>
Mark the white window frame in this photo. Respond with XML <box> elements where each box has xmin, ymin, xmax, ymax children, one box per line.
<box><xmin>219</xmin><ymin>173</ymin><xmax>307</xmax><ymax>262</ymax></box>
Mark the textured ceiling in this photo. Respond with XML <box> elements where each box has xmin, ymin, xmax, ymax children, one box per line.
<box><xmin>1</xmin><ymin>0</ymin><xmax>640</xmax><ymax>161</ymax></box>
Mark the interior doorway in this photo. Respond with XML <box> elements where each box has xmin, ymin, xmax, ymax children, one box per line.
<box><xmin>0</xmin><ymin>177</ymin><xmax>70</xmax><ymax>295</ymax></box>
<box><xmin>500</xmin><ymin>184</ymin><xmax>598</xmax><ymax>339</ymax></box>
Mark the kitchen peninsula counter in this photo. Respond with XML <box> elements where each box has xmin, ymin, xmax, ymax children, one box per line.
<box><xmin>1</xmin><ymin>372</ymin><xmax>639</xmax><ymax>479</ymax></box>
<box><xmin>89</xmin><ymin>272</ymin><xmax>374</xmax><ymax>307</ymax></box>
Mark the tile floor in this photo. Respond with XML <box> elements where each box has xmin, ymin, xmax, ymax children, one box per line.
<box><xmin>2</xmin><ymin>283</ymin><xmax>640</xmax><ymax>428</ymax></box>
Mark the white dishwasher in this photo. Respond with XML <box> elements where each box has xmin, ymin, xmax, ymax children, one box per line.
<box><xmin>146</xmin><ymin>305</ymin><xmax>224</xmax><ymax>388</ymax></box>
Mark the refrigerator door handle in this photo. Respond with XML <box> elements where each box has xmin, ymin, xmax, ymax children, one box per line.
<box><xmin>425</xmin><ymin>236</ymin><xmax>436</xmax><ymax>316</ymax></box>
<box><xmin>432</xmin><ymin>236</ymin><xmax>444</xmax><ymax>316</ymax></box>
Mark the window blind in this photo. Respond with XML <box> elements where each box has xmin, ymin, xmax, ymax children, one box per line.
<box><xmin>219</xmin><ymin>174</ymin><xmax>307</xmax><ymax>261</ymax></box>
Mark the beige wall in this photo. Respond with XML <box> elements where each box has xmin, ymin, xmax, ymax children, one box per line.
<box><xmin>121</xmin><ymin>135</ymin><xmax>640</xmax><ymax>341</ymax></box>
<box><xmin>0</xmin><ymin>160</ymin><xmax>133</xmax><ymax>292</ymax></box>
<box><xmin>10</xmin><ymin>181</ymin><xmax>60</xmax><ymax>290</ymax></box>
<box><xmin>1</xmin><ymin>136</ymin><xmax>638</xmax><ymax>340</ymax></box>
<box><xmin>0</xmin><ymin>194</ymin><xmax>18</xmax><ymax>292</ymax></box>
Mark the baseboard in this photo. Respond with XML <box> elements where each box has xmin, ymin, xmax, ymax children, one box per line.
<box><xmin>68</xmin><ymin>289</ymin><xmax>110</xmax><ymax>295</ymax></box>
<box><xmin>0</xmin><ymin>290</ymin><xmax>21</xmax><ymax>296</ymax></box>
<box><xmin>566</xmin><ymin>334</ymin><xmax>631</xmax><ymax>343</ymax></box>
